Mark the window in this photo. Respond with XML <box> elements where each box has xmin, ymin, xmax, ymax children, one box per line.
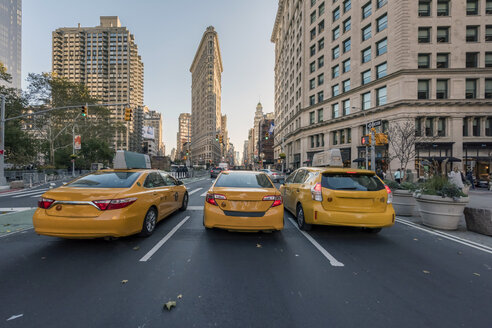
<box><xmin>416</xmin><ymin>117</ymin><xmax>423</xmax><ymax>136</ymax></box>
<box><xmin>362</xmin><ymin>24</ymin><xmax>372</xmax><ymax>41</ymax></box>
<box><xmin>473</xmin><ymin>117</ymin><xmax>481</xmax><ymax>136</ymax></box>
<box><xmin>419</xmin><ymin>0</ymin><xmax>431</xmax><ymax>16</ymax></box>
<box><xmin>310</xmin><ymin>95</ymin><xmax>316</xmax><ymax>106</ymax></box>
<box><xmin>318</xmin><ymin>55</ymin><xmax>325</xmax><ymax>68</ymax></box>
<box><xmin>376</xmin><ymin>86</ymin><xmax>387</xmax><ymax>105</ymax></box>
<box><xmin>310</xmin><ymin>61</ymin><xmax>316</xmax><ymax>73</ymax></box>
<box><xmin>310</xmin><ymin>28</ymin><xmax>316</xmax><ymax>40</ymax></box>
<box><xmin>310</xmin><ymin>45</ymin><xmax>316</xmax><ymax>57</ymax></box>
<box><xmin>437</xmin><ymin>27</ymin><xmax>449</xmax><ymax>42</ymax></box>
<box><xmin>485</xmin><ymin>79</ymin><xmax>492</xmax><ymax>98</ymax></box>
<box><xmin>362</xmin><ymin>47</ymin><xmax>371</xmax><ymax>63</ymax></box>
<box><xmin>377</xmin><ymin>14</ymin><xmax>388</xmax><ymax>32</ymax></box>
<box><xmin>418</xmin><ymin>80</ymin><xmax>430</xmax><ymax>99</ymax></box>
<box><xmin>343</xmin><ymin>58</ymin><xmax>351</xmax><ymax>73</ymax></box>
<box><xmin>362</xmin><ymin>92</ymin><xmax>371</xmax><ymax>109</ymax></box>
<box><xmin>318</xmin><ymin>91</ymin><xmax>324</xmax><ymax>102</ymax></box>
<box><xmin>332</xmin><ymin>45</ymin><xmax>340</xmax><ymax>59</ymax></box>
<box><xmin>486</xmin><ymin>116</ymin><xmax>492</xmax><ymax>136</ymax></box>
<box><xmin>467</xmin><ymin>0</ymin><xmax>478</xmax><ymax>15</ymax></box>
<box><xmin>318</xmin><ymin>38</ymin><xmax>325</xmax><ymax>50</ymax></box>
<box><xmin>343</xmin><ymin>99</ymin><xmax>351</xmax><ymax>115</ymax></box>
<box><xmin>332</xmin><ymin>103</ymin><xmax>340</xmax><ymax>118</ymax></box>
<box><xmin>486</xmin><ymin>25</ymin><xmax>492</xmax><ymax>41</ymax></box>
<box><xmin>319</xmin><ymin>2</ymin><xmax>325</xmax><ymax>15</ymax></box>
<box><xmin>310</xmin><ymin>111</ymin><xmax>315</xmax><ymax>124</ymax></box>
<box><xmin>333</xmin><ymin>131</ymin><xmax>338</xmax><ymax>145</ymax></box>
<box><xmin>332</xmin><ymin>84</ymin><xmax>340</xmax><ymax>96</ymax></box>
<box><xmin>466</xmin><ymin>79</ymin><xmax>477</xmax><ymax>99</ymax></box>
<box><xmin>333</xmin><ymin>26</ymin><xmax>340</xmax><ymax>40</ymax></box>
<box><xmin>463</xmin><ymin>117</ymin><xmax>469</xmax><ymax>137</ymax></box>
<box><xmin>332</xmin><ymin>65</ymin><xmax>340</xmax><ymax>78</ymax></box>
<box><xmin>376</xmin><ymin>38</ymin><xmax>387</xmax><ymax>55</ymax></box>
<box><xmin>318</xmin><ymin>108</ymin><xmax>324</xmax><ymax>122</ymax></box>
<box><xmin>486</xmin><ymin>52</ymin><xmax>492</xmax><ymax>67</ymax></box>
<box><xmin>362</xmin><ymin>2</ymin><xmax>372</xmax><ymax>19</ymax></box>
<box><xmin>418</xmin><ymin>54</ymin><xmax>431</xmax><ymax>68</ymax></box>
<box><xmin>340</xmin><ymin>130</ymin><xmax>346</xmax><ymax>143</ymax></box>
<box><xmin>376</xmin><ymin>62</ymin><xmax>387</xmax><ymax>78</ymax></box>
<box><xmin>436</xmin><ymin>79</ymin><xmax>448</xmax><ymax>99</ymax></box>
<box><xmin>311</xmin><ymin>136</ymin><xmax>315</xmax><ymax>148</ymax></box>
<box><xmin>318</xmin><ymin>73</ymin><xmax>325</xmax><ymax>85</ymax></box>
<box><xmin>438</xmin><ymin>118</ymin><xmax>446</xmax><ymax>136</ymax></box>
<box><xmin>333</xmin><ymin>7</ymin><xmax>341</xmax><ymax>21</ymax></box>
<box><xmin>310</xmin><ymin>78</ymin><xmax>316</xmax><ymax>90</ymax></box>
<box><xmin>311</xmin><ymin>11</ymin><xmax>317</xmax><ymax>24</ymax></box>
<box><xmin>343</xmin><ymin>79</ymin><xmax>351</xmax><ymax>92</ymax></box>
<box><xmin>347</xmin><ymin>128</ymin><xmax>352</xmax><ymax>143</ymax></box>
<box><xmin>318</xmin><ymin>20</ymin><xmax>325</xmax><ymax>33</ymax></box>
<box><xmin>437</xmin><ymin>53</ymin><xmax>449</xmax><ymax>68</ymax></box>
<box><xmin>343</xmin><ymin>17</ymin><xmax>351</xmax><ymax>32</ymax></box>
<box><xmin>487</xmin><ymin>0</ymin><xmax>492</xmax><ymax>14</ymax></box>
<box><xmin>466</xmin><ymin>52</ymin><xmax>479</xmax><ymax>68</ymax></box>
<box><xmin>377</xmin><ymin>0</ymin><xmax>388</xmax><ymax>8</ymax></box>
<box><xmin>437</xmin><ymin>1</ymin><xmax>450</xmax><ymax>16</ymax></box>
<box><xmin>467</xmin><ymin>26</ymin><xmax>479</xmax><ymax>42</ymax></box>
<box><xmin>418</xmin><ymin>27</ymin><xmax>431</xmax><ymax>43</ymax></box>
<box><xmin>343</xmin><ymin>38</ymin><xmax>351</xmax><ymax>52</ymax></box>
<box><xmin>344</xmin><ymin>0</ymin><xmax>351</xmax><ymax>12</ymax></box>
<box><xmin>426</xmin><ymin>117</ymin><xmax>434</xmax><ymax>136</ymax></box>
<box><xmin>362</xmin><ymin>69</ymin><xmax>371</xmax><ymax>84</ymax></box>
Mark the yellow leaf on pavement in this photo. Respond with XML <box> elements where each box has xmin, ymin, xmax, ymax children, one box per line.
<box><xmin>423</xmin><ymin>270</ymin><xmax>430</xmax><ymax>274</ymax></box>
<box><xmin>473</xmin><ymin>273</ymin><xmax>480</xmax><ymax>276</ymax></box>
<box><xmin>121</xmin><ymin>280</ymin><xmax>128</xmax><ymax>284</ymax></box>
<box><xmin>256</xmin><ymin>243</ymin><xmax>262</xmax><ymax>248</ymax></box>
<box><xmin>177</xmin><ymin>294</ymin><xmax>183</xmax><ymax>299</ymax></box>
<box><xmin>133</xmin><ymin>246</ymin><xmax>140</xmax><ymax>250</ymax></box>
<box><xmin>164</xmin><ymin>301</ymin><xmax>176</xmax><ymax>310</ymax></box>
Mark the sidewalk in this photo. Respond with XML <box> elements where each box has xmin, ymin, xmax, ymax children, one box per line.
<box><xmin>0</xmin><ymin>209</ymin><xmax>36</xmax><ymax>236</ymax></box>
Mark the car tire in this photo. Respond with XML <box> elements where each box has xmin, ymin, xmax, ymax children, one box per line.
<box><xmin>179</xmin><ymin>192</ymin><xmax>188</xmax><ymax>211</ymax></box>
<box><xmin>296</xmin><ymin>204</ymin><xmax>312</xmax><ymax>231</ymax></box>
<box><xmin>364</xmin><ymin>227</ymin><xmax>382</xmax><ymax>234</ymax></box>
<box><xmin>140</xmin><ymin>207</ymin><xmax>157</xmax><ymax>237</ymax></box>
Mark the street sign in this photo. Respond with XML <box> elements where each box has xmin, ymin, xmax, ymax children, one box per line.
<box><xmin>366</xmin><ymin>120</ymin><xmax>382</xmax><ymax>129</ymax></box>
<box><xmin>74</xmin><ymin>135</ymin><xmax>81</xmax><ymax>150</ymax></box>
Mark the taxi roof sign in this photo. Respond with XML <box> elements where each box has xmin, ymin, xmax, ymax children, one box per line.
<box><xmin>113</xmin><ymin>150</ymin><xmax>151</xmax><ymax>169</ymax></box>
<box><xmin>312</xmin><ymin>149</ymin><xmax>343</xmax><ymax>168</ymax></box>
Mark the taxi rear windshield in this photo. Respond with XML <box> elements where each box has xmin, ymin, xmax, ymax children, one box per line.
<box><xmin>215</xmin><ymin>173</ymin><xmax>274</xmax><ymax>188</ymax></box>
<box><xmin>67</xmin><ymin>172</ymin><xmax>142</xmax><ymax>188</ymax></box>
<box><xmin>321</xmin><ymin>173</ymin><xmax>384</xmax><ymax>191</ymax></box>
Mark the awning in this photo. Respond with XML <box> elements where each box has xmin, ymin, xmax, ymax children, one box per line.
<box><xmin>353</xmin><ymin>158</ymin><xmax>365</xmax><ymax>163</ymax></box>
<box><xmin>418</xmin><ymin>156</ymin><xmax>462</xmax><ymax>162</ymax></box>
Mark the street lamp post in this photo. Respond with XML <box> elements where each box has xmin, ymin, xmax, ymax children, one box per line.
<box><xmin>0</xmin><ymin>95</ymin><xmax>6</xmax><ymax>187</ymax></box>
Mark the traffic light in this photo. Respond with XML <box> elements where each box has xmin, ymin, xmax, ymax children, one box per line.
<box><xmin>219</xmin><ymin>135</ymin><xmax>223</xmax><ymax>144</ymax></box>
<box><xmin>265</xmin><ymin>133</ymin><xmax>269</xmax><ymax>140</ymax></box>
<box><xmin>81</xmin><ymin>105</ymin><xmax>88</xmax><ymax>117</ymax></box>
<box><xmin>124</xmin><ymin>107</ymin><xmax>132</xmax><ymax>121</ymax></box>
<box><xmin>361</xmin><ymin>135</ymin><xmax>370</xmax><ymax>145</ymax></box>
<box><xmin>215</xmin><ymin>134</ymin><xmax>219</xmax><ymax>142</ymax></box>
<box><xmin>375</xmin><ymin>133</ymin><xmax>388</xmax><ymax>145</ymax></box>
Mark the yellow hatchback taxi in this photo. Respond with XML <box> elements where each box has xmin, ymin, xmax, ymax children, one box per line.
<box><xmin>281</xmin><ymin>151</ymin><xmax>394</xmax><ymax>233</ymax></box>
<box><xmin>203</xmin><ymin>171</ymin><xmax>284</xmax><ymax>232</ymax></box>
<box><xmin>33</xmin><ymin>169</ymin><xmax>188</xmax><ymax>239</ymax></box>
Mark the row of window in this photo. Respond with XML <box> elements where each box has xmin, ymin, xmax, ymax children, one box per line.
<box><xmin>415</xmin><ymin>117</ymin><xmax>447</xmax><ymax>137</ymax></box>
<box><xmin>463</xmin><ymin>116</ymin><xmax>492</xmax><ymax>137</ymax></box>
<box><xmin>417</xmin><ymin>78</ymin><xmax>492</xmax><ymax>99</ymax></box>
<box><xmin>332</xmin><ymin>128</ymin><xmax>352</xmax><ymax>146</ymax></box>
<box><xmin>309</xmin><ymin>133</ymin><xmax>325</xmax><ymax>148</ymax></box>
<box><xmin>420</xmin><ymin>0</ymin><xmax>492</xmax><ymax>17</ymax></box>
<box><xmin>418</xmin><ymin>26</ymin><xmax>492</xmax><ymax>43</ymax></box>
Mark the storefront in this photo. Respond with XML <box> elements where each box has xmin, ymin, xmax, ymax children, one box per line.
<box><xmin>463</xmin><ymin>142</ymin><xmax>492</xmax><ymax>183</ymax></box>
<box><xmin>415</xmin><ymin>142</ymin><xmax>455</xmax><ymax>178</ymax></box>
<box><xmin>354</xmin><ymin>145</ymin><xmax>388</xmax><ymax>171</ymax></box>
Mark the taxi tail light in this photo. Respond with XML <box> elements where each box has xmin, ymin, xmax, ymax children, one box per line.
<box><xmin>93</xmin><ymin>197</ymin><xmax>137</xmax><ymax>211</ymax></box>
<box><xmin>384</xmin><ymin>185</ymin><xmax>393</xmax><ymax>204</ymax></box>
<box><xmin>206</xmin><ymin>193</ymin><xmax>226</xmax><ymax>206</ymax></box>
<box><xmin>38</xmin><ymin>198</ymin><xmax>55</xmax><ymax>209</ymax></box>
<box><xmin>263</xmin><ymin>195</ymin><xmax>283</xmax><ymax>207</ymax></box>
<box><xmin>311</xmin><ymin>183</ymin><xmax>323</xmax><ymax>201</ymax></box>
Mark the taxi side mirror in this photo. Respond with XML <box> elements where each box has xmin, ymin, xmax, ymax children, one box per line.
<box><xmin>176</xmin><ymin>180</ymin><xmax>184</xmax><ymax>185</ymax></box>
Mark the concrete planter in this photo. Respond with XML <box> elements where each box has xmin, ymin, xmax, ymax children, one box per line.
<box><xmin>464</xmin><ymin>208</ymin><xmax>492</xmax><ymax>236</ymax></box>
<box><xmin>393</xmin><ymin>190</ymin><xmax>418</xmax><ymax>216</ymax></box>
<box><xmin>414</xmin><ymin>194</ymin><xmax>469</xmax><ymax>230</ymax></box>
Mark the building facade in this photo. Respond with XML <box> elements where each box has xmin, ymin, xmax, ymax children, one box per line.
<box><xmin>0</xmin><ymin>0</ymin><xmax>22</xmax><ymax>89</ymax></box>
<box><xmin>177</xmin><ymin>113</ymin><xmax>191</xmax><ymax>160</ymax></box>
<box><xmin>258</xmin><ymin>117</ymin><xmax>275</xmax><ymax>167</ymax></box>
<box><xmin>143</xmin><ymin>106</ymin><xmax>163</xmax><ymax>155</ymax></box>
<box><xmin>52</xmin><ymin>16</ymin><xmax>144</xmax><ymax>151</ymax></box>
<box><xmin>271</xmin><ymin>0</ymin><xmax>492</xmax><ymax>178</ymax></box>
<box><xmin>190</xmin><ymin>26</ymin><xmax>223</xmax><ymax>166</ymax></box>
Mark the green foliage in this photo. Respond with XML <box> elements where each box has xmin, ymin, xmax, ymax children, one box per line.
<box><xmin>420</xmin><ymin>175</ymin><xmax>467</xmax><ymax>198</ymax></box>
<box><xmin>384</xmin><ymin>179</ymin><xmax>401</xmax><ymax>190</ymax></box>
<box><xmin>400</xmin><ymin>181</ymin><xmax>418</xmax><ymax>191</ymax></box>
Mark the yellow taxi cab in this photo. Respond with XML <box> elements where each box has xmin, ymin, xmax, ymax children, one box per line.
<box><xmin>33</xmin><ymin>169</ymin><xmax>188</xmax><ymax>239</ymax></box>
<box><xmin>203</xmin><ymin>171</ymin><xmax>284</xmax><ymax>232</ymax></box>
<box><xmin>280</xmin><ymin>150</ymin><xmax>394</xmax><ymax>233</ymax></box>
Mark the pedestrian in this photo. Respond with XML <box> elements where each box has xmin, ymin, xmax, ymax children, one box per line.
<box><xmin>394</xmin><ymin>168</ymin><xmax>402</xmax><ymax>184</ymax></box>
<box><xmin>448</xmin><ymin>166</ymin><xmax>464</xmax><ymax>190</ymax></box>
<box><xmin>466</xmin><ymin>170</ymin><xmax>475</xmax><ymax>190</ymax></box>
<box><xmin>405</xmin><ymin>169</ymin><xmax>414</xmax><ymax>183</ymax></box>
<box><xmin>376</xmin><ymin>168</ymin><xmax>384</xmax><ymax>181</ymax></box>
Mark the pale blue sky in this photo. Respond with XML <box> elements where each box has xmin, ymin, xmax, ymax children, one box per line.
<box><xmin>22</xmin><ymin>0</ymin><xmax>277</xmax><ymax>155</ymax></box>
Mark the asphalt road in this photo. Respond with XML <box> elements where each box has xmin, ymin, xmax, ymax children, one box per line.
<box><xmin>0</xmin><ymin>178</ymin><xmax>491</xmax><ymax>327</ymax></box>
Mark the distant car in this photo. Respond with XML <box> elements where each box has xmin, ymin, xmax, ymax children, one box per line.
<box><xmin>477</xmin><ymin>174</ymin><xmax>490</xmax><ymax>188</ymax></box>
<box><xmin>260</xmin><ymin>169</ymin><xmax>284</xmax><ymax>183</ymax></box>
<box><xmin>210</xmin><ymin>167</ymin><xmax>223</xmax><ymax>178</ymax></box>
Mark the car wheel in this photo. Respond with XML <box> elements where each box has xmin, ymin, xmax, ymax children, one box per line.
<box><xmin>296</xmin><ymin>204</ymin><xmax>312</xmax><ymax>231</ymax></box>
<box><xmin>364</xmin><ymin>227</ymin><xmax>382</xmax><ymax>234</ymax></box>
<box><xmin>140</xmin><ymin>207</ymin><xmax>157</xmax><ymax>237</ymax></box>
<box><xmin>180</xmin><ymin>192</ymin><xmax>188</xmax><ymax>211</ymax></box>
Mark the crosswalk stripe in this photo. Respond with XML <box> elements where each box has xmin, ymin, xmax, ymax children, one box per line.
<box><xmin>200</xmin><ymin>191</ymin><xmax>208</xmax><ymax>197</ymax></box>
<box><xmin>188</xmin><ymin>188</ymin><xmax>203</xmax><ymax>195</ymax></box>
<box><xmin>30</xmin><ymin>192</ymin><xmax>48</xmax><ymax>198</ymax></box>
<box><xmin>12</xmin><ymin>191</ymin><xmax>48</xmax><ymax>198</ymax></box>
<box><xmin>0</xmin><ymin>188</ymin><xmax>49</xmax><ymax>198</ymax></box>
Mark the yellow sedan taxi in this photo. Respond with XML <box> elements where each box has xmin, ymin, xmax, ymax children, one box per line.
<box><xmin>33</xmin><ymin>169</ymin><xmax>188</xmax><ymax>238</ymax></box>
<box><xmin>281</xmin><ymin>167</ymin><xmax>395</xmax><ymax>233</ymax></box>
<box><xmin>203</xmin><ymin>171</ymin><xmax>284</xmax><ymax>232</ymax></box>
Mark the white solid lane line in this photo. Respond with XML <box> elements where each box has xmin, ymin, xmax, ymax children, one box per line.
<box><xmin>287</xmin><ymin>216</ymin><xmax>344</xmax><ymax>267</ymax></box>
<box><xmin>396</xmin><ymin>218</ymin><xmax>492</xmax><ymax>255</ymax></box>
<box><xmin>200</xmin><ymin>191</ymin><xmax>208</xmax><ymax>197</ymax></box>
<box><xmin>188</xmin><ymin>188</ymin><xmax>203</xmax><ymax>195</ymax></box>
<box><xmin>139</xmin><ymin>216</ymin><xmax>190</xmax><ymax>262</ymax></box>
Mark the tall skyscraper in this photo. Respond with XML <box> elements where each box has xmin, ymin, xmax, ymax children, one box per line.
<box><xmin>190</xmin><ymin>26</ymin><xmax>223</xmax><ymax>166</ymax></box>
<box><xmin>143</xmin><ymin>106</ymin><xmax>163</xmax><ymax>155</ymax></box>
<box><xmin>177</xmin><ymin>113</ymin><xmax>191</xmax><ymax>160</ymax></box>
<box><xmin>0</xmin><ymin>0</ymin><xmax>22</xmax><ymax>89</ymax></box>
<box><xmin>52</xmin><ymin>16</ymin><xmax>144</xmax><ymax>151</ymax></box>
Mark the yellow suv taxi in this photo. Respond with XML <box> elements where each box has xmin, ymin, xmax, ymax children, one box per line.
<box><xmin>280</xmin><ymin>167</ymin><xmax>395</xmax><ymax>233</ymax></box>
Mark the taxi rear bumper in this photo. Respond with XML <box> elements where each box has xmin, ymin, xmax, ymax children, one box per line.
<box><xmin>203</xmin><ymin>203</ymin><xmax>284</xmax><ymax>231</ymax></box>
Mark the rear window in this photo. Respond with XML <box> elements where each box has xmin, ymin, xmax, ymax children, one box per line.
<box><xmin>67</xmin><ymin>172</ymin><xmax>141</xmax><ymax>188</ymax></box>
<box><xmin>321</xmin><ymin>173</ymin><xmax>384</xmax><ymax>191</ymax></box>
<box><xmin>214</xmin><ymin>173</ymin><xmax>274</xmax><ymax>188</ymax></box>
